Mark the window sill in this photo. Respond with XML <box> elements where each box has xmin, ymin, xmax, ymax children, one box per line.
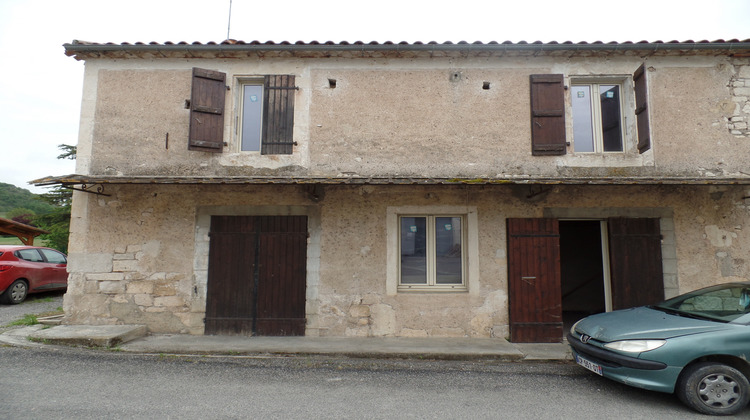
<box><xmin>556</xmin><ymin>151</ymin><xmax>653</xmax><ymax>168</ymax></box>
<box><xmin>397</xmin><ymin>285</ymin><xmax>468</xmax><ymax>293</ymax></box>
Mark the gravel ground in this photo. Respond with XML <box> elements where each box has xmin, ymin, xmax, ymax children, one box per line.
<box><xmin>0</xmin><ymin>290</ymin><xmax>65</xmax><ymax>330</ymax></box>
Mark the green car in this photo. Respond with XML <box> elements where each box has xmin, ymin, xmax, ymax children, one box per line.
<box><xmin>569</xmin><ymin>282</ymin><xmax>750</xmax><ymax>416</ymax></box>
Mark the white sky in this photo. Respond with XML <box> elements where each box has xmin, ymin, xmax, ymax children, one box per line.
<box><xmin>0</xmin><ymin>0</ymin><xmax>748</xmax><ymax>194</ymax></box>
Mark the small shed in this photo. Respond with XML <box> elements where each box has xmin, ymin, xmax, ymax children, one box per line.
<box><xmin>0</xmin><ymin>217</ymin><xmax>48</xmax><ymax>245</ymax></box>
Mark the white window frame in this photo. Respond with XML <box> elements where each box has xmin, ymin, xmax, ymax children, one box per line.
<box><xmin>235</xmin><ymin>77</ymin><xmax>264</xmax><ymax>152</ymax></box>
<box><xmin>386</xmin><ymin>206</ymin><xmax>479</xmax><ymax>295</ymax></box>
<box><xmin>569</xmin><ymin>76</ymin><xmax>634</xmax><ymax>155</ymax></box>
<box><xmin>398</xmin><ymin>214</ymin><xmax>465</xmax><ymax>290</ymax></box>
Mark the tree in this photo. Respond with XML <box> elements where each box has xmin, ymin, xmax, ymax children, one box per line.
<box><xmin>33</xmin><ymin>144</ymin><xmax>75</xmax><ymax>253</ymax></box>
<box><xmin>7</xmin><ymin>208</ymin><xmax>36</xmax><ymax>226</ymax></box>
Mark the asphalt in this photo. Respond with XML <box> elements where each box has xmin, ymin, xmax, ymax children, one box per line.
<box><xmin>0</xmin><ymin>324</ymin><xmax>573</xmax><ymax>361</ymax></box>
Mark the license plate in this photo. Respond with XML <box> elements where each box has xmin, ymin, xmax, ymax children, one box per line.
<box><xmin>575</xmin><ymin>355</ymin><xmax>603</xmax><ymax>376</ymax></box>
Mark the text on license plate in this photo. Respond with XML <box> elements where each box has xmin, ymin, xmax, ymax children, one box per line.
<box><xmin>576</xmin><ymin>355</ymin><xmax>603</xmax><ymax>376</ymax></box>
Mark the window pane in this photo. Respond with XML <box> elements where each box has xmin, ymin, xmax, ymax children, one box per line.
<box><xmin>599</xmin><ymin>85</ymin><xmax>623</xmax><ymax>152</ymax></box>
<box><xmin>241</xmin><ymin>84</ymin><xmax>263</xmax><ymax>151</ymax></box>
<box><xmin>571</xmin><ymin>86</ymin><xmax>595</xmax><ymax>153</ymax></box>
<box><xmin>17</xmin><ymin>249</ymin><xmax>43</xmax><ymax>262</ymax></box>
<box><xmin>435</xmin><ymin>217</ymin><xmax>462</xmax><ymax>284</ymax></box>
<box><xmin>40</xmin><ymin>249</ymin><xmax>66</xmax><ymax>264</ymax></box>
<box><xmin>400</xmin><ymin>217</ymin><xmax>427</xmax><ymax>284</ymax></box>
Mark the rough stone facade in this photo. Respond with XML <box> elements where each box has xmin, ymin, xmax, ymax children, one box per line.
<box><xmin>55</xmin><ymin>41</ymin><xmax>750</xmax><ymax>340</ymax></box>
<box><xmin>728</xmin><ymin>60</ymin><xmax>750</xmax><ymax>137</ymax></box>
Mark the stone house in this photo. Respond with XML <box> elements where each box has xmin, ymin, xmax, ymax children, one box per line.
<box><xmin>35</xmin><ymin>39</ymin><xmax>750</xmax><ymax>342</ymax></box>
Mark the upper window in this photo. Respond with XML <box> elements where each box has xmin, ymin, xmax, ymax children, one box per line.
<box><xmin>239</xmin><ymin>81</ymin><xmax>264</xmax><ymax>151</ymax></box>
<box><xmin>529</xmin><ymin>64</ymin><xmax>651</xmax><ymax>156</ymax></box>
<box><xmin>570</xmin><ymin>82</ymin><xmax>624</xmax><ymax>153</ymax></box>
<box><xmin>187</xmin><ymin>68</ymin><xmax>297</xmax><ymax>155</ymax></box>
<box><xmin>399</xmin><ymin>215</ymin><xmax>465</xmax><ymax>290</ymax></box>
<box><xmin>236</xmin><ymin>75</ymin><xmax>297</xmax><ymax>154</ymax></box>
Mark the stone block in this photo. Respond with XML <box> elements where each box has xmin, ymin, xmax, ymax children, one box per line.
<box><xmin>99</xmin><ymin>281</ymin><xmax>126</xmax><ymax>294</ymax></box>
<box><xmin>154</xmin><ymin>281</ymin><xmax>176</xmax><ymax>296</ymax></box>
<box><xmin>113</xmin><ymin>253</ymin><xmax>136</xmax><ymax>260</ymax></box>
<box><xmin>126</xmin><ymin>281</ymin><xmax>154</xmax><ymax>294</ymax></box>
<box><xmin>154</xmin><ymin>296</ymin><xmax>185</xmax><ymax>307</ymax></box>
<box><xmin>113</xmin><ymin>259</ymin><xmax>139</xmax><ymax>272</ymax></box>
<box><xmin>86</xmin><ymin>273</ymin><xmax>125</xmax><ymax>282</ymax></box>
<box><xmin>68</xmin><ymin>253</ymin><xmax>113</xmax><ymax>273</ymax></box>
<box><xmin>133</xmin><ymin>294</ymin><xmax>153</xmax><ymax>306</ymax></box>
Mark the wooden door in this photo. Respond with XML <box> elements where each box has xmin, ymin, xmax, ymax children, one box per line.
<box><xmin>608</xmin><ymin>218</ymin><xmax>664</xmax><ymax>310</ymax></box>
<box><xmin>205</xmin><ymin>216</ymin><xmax>307</xmax><ymax>336</ymax></box>
<box><xmin>507</xmin><ymin>218</ymin><xmax>562</xmax><ymax>343</ymax></box>
<box><xmin>255</xmin><ymin>216</ymin><xmax>308</xmax><ymax>336</ymax></box>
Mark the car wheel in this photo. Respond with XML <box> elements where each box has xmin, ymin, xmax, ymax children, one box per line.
<box><xmin>677</xmin><ymin>362</ymin><xmax>750</xmax><ymax>416</ymax></box>
<box><xmin>0</xmin><ymin>279</ymin><xmax>29</xmax><ymax>304</ymax></box>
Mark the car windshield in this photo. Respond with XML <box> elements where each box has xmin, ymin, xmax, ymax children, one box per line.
<box><xmin>652</xmin><ymin>284</ymin><xmax>750</xmax><ymax>324</ymax></box>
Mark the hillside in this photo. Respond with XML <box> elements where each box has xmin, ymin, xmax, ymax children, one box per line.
<box><xmin>0</xmin><ymin>182</ymin><xmax>55</xmax><ymax>214</ymax></box>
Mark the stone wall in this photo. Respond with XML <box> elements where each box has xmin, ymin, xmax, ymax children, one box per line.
<box><xmin>62</xmin><ymin>183</ymin><xmax>749</xmax><ymax>336</ymax></box>
<box><xmin>728</xmin><ymin>60</ymin><xmax>750</xmax><ymax>137</ymax></box>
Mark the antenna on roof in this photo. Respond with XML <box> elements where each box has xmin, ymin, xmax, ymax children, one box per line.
<box><xmin>226</xmin><ymin>0</ymin><xmax>233</xmax><ymax>40</ymax></box>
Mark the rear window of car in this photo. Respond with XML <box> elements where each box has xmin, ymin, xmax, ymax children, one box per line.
<box><xmin>16</xmin><ymin>249</ymin><xmax>44</xmax><ymax>262</ymax></box>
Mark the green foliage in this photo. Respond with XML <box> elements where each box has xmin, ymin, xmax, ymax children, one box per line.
<box><xmin>31</xmin><ymin>145</ymin><xmax>75</xmax><ymax>254</ymax></box>
<box><xmin>6</xmin><ymin>314</ymin><xmax>38</xmax><ymax>327</ymax></box>
<box><xmin>6</xmin><ymin>208</ymin><xmax>36</xmax><ymax>226</ymax></box>
<box><xmin>0</xmin><ymin>183</ymin><xmax>54</xmax><ymax>214</ymax></box>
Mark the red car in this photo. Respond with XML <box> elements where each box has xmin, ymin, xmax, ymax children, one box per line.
<box><xmin>0</xmin><ymin>245</ymin><xmax>68</xmax><ymax>304</ymax></box>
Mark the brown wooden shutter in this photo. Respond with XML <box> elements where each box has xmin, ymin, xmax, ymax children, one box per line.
<box><xmin>188</xmin><ymin>68</ymin><xmax>226</xmax><ymax>152</ymax></box>
<box><xmin>608</xmin><ymin>218</ymin><xmax>664</xmax><ymax>310</ymax></box>
<box><xmin>530</xmin><ymin>74</ymin><xmax>566</xmax><ymax>156</ymax></box>
<box><xmin>261</xmin><ymin>75</ymin><xmax>297</xmax><ymax>155</ymax></box>
<box><xmin>507</xmin><ymin>218</ymin><xmax>562</xmax><ymax>343</ymax></box>
<box><xmin>633</xmin><ymin>64</ymin><xmax>651</xmax><ymax>153</ymax></box>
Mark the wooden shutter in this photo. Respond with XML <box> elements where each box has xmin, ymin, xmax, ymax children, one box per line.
<box><xmin>633</xmin><ymin>64</ymin><xmax>651</xmax><ymax>153</ymax></box>
<box><xmin>188</xmin><ymin>68</ymin><xmax>226</xmax><ymax>152</ymax></box>
<box><xmin>261</xmin><ymin>75</ymin><xmax>297</xmax><ymax>155</ymax></box>
<box><xmin>608</xmin><ymin>218</ymin><xmax>664</xmax><ymax>310</ymax></box>
<box><xmin>507</xmin><ymin>218</ymin><xmax>562</xmax><ymax>343</ymax></box>
<box><xmin>530</xmin><ymin>74</ymin><xmax>566</xmax><ymax>156</ymax></box>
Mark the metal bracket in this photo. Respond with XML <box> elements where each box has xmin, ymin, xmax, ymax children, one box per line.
<box><xmin>63</xmin><ymin>183</ymin><xmax>110</xmax><ymax>196</ymax></box>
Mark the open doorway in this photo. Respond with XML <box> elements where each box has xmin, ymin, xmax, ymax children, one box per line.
<box><xmin>559</xmin><ymin>220</ymin><xmax>608</xmax><ymax>331</ymax></box>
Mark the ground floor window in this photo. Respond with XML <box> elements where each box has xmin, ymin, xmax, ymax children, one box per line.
<box><xmin>399</xmin><ymin>215</ymin><xmax>465</xmax><ymax>290</ymax></box>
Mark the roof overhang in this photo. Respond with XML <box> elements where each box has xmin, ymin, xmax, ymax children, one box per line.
<box><xmin>32</xmin><ymin>174</ymin><xmax>750</xmax><ymax>192</ymax></box>
<box><xmin>63</xmin><ymin>39</ymin><xmax>750</xmax><ymax>61</ymax></box>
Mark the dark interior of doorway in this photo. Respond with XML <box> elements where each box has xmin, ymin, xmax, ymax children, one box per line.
<box><xmin>560</xmin><ymin>220</ymin><xmax>606</xmax><ymax>332</ymax></box>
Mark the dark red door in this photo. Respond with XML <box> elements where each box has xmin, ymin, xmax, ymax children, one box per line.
<box><xmin>507</xmin><ymin>218</ymin><xmax>562</xmax><ymax>343</ymax></box>
<box><xmin>608</xmin><ymin>218</ymin><xmax>664</xmax><ymax>310</ymax></box>
<box><xmin>205</xmin><ymin>216</ymin><xmax>307</xmax><ymax>336</ymax></box>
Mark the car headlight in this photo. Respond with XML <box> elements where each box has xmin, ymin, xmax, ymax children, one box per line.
<box><xmin>604</xmin><ymin>340</ymin><xmax>666</xmax><ymax>353</ymax></box>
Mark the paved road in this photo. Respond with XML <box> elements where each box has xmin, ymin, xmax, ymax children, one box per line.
<box><xmin>0</xmin><ymin>290</ymin><xmax>64</xmax><ymax>328</ymax></box>
<box><xmin>2</xmin><ymin>346</ymin><xmax>748</xmax><ymax>419</ymax></box>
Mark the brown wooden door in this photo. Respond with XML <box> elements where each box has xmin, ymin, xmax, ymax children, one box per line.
<box><xmin>608</xmin><ymin>218</ymin><xmax>664</xmax><ymax>310</ymax></box>
<box><xmin>205</xmin><ymin>216</ymin><xmax>307</xmax><ymax>336</ymax></box>
<box><xmin>507</xmin><ymin>218</ymin><xmax>562</xmax><ymax>343</ymax></box>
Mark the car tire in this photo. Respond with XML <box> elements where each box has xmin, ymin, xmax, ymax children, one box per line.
<box><xmin>0</xmin><ymin>279</ymin><xmax>28</xmax><ymax>305</ymax></box>
<box><xmin>677</xmin><ymin>362</ymin><xmax>750</xmax><ymax>416</ymax></box>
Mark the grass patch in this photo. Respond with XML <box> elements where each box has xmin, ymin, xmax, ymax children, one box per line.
<box><xmin>6</xmin><ymin>314</ymin><xmax>38</xmax><ymax>327</ymax></box>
